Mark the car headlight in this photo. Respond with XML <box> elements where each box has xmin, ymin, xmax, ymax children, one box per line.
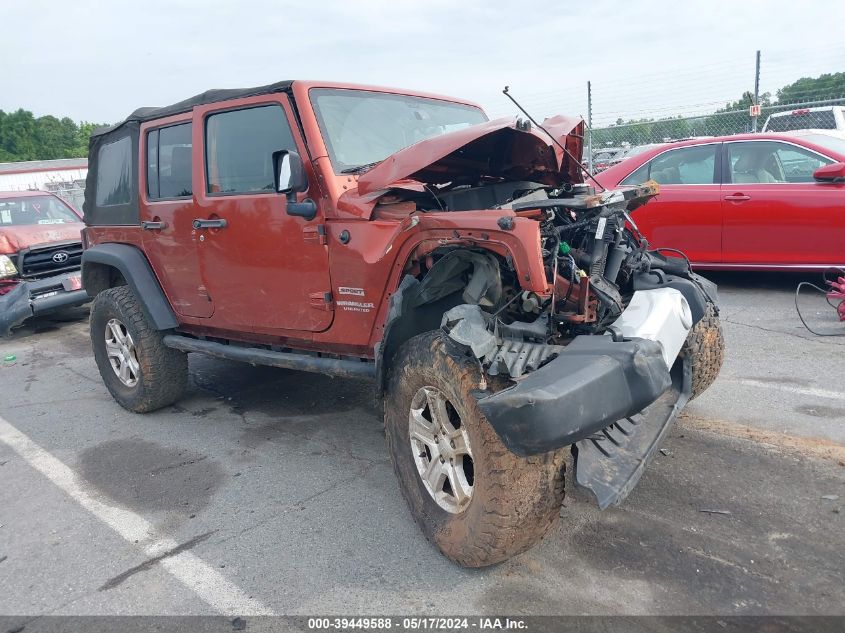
<box><xmin>0</xmin><ymin>254</ymin><xmax>18</xmax><ymax>280</ymax></box>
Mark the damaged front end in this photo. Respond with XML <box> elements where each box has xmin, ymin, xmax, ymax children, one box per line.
<box><xmin>441</xmin><ymin>293</ymin><xmax>693</xmax><ymax>510</ymax></box>
<box><xmin>430</xmin><ymin>183</ymin><xmax>716</xmax><ymax>510</ymax></box>
<box><xmin>362</xmin><ymin>115</ymin><xmax>720</xmax><ymax>510</ymax></box>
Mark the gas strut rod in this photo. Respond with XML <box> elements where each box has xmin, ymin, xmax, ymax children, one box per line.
<box><xmin>502</xmin><ymin>86</ymin><xmax>605</xmax><ymax>192</ymax></box>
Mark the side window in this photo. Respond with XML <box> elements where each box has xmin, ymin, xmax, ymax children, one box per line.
<box><xmin>147</xmin><ymin>123</ymin><xmax>193</xmax><ymax>199</ymax></box>
<box><xmin>205</xmin><ymin>104</ymin><xmax>296</xmax><ymax>194</ymax></box>
<box><xmin>95</xmin><ymin>136</ymin><xmax>132</xmax><ymax>206</ymax></box>
<box><xmin>620</xmin><ymin>145</ymin><xmax>717</xmax><ymax>186</ymax></box>
<box><xmin>620</xmin><ymin>163</ymin><xmax>650</xmax><ymax>185</ymax></box>
<box><xmin>729</xmin><ymin>141</ymin><xmax>832</xmax><ymax>184</ymax></box>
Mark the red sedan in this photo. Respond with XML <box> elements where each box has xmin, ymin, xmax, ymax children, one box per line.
<box><xmin>594</xmin><ymin>132</ymin><xmax>845</xmax><ymax>270</ymax></box>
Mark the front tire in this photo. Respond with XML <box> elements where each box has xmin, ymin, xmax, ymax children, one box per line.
<box><xmin>384</xmin><ymin>331</ymin><xmax>567</xmax><ymax>567</ymax></box>
<box><xmin>90</xmin><ymin>286</ymin><xmax>187</xmax><ymax>412</ymax></box>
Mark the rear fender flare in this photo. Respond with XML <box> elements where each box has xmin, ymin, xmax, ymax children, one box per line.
<box><xmin>81</xmin><ymin>243</ymin><xmax>178</xmax><ymax>330</ymax></box>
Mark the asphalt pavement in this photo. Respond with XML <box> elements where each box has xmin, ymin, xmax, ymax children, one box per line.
<box><xmin>0</xmin><ymin>272</ymin><xmax>843</xmax><ymax>617</ymax></box>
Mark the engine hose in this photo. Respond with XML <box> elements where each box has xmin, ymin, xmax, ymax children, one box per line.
<box><xmin>604</xmin><ymin>243</ymin><xmax>628</xmax><ymax>285</ymax></box>
<box><xmin>543</xmin><ymin>229</ymin><xmax>561</xmax><ymax>262</ymax></box>
<box><xmin>562</xmin><ymin>256</ymin><xmax>577</xmax><ymax>306</ymax></box>
<box><xmin>589</xmin><ymin>236</ymin><xmax>608</xmax><ymax>277</ymax></box>
<box><xmin>556</xmin><ymin>217</ymin><xmax>593</xmax><ymax>235</ymax></box>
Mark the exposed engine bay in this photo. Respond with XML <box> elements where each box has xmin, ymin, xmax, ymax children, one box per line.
<box><xmin>387</xmin><ymin>178</ymin><xmax>710</xmax><ymax>353</ymax></box>
<box><xmin>371</xmin><ymin>114</ymin><xmax>719</xmax><ymax>423</ymax></box>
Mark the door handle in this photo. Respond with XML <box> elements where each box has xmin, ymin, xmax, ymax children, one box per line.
<box><xmin>192</xmin><ymin>218</ymin><xmax>228</xmax><ymax>229</ymax></box>
<box><xmin>724</xmin><ymin>193</ymin><xmax>751</xmax><ymax>202</ymax></box>
<box><xmin>141</xmin><ymin>220</ymin><xmax>167</xmax><ymax>230</ymax></box>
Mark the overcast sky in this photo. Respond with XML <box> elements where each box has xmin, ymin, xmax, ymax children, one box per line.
<box><xmin>3</xmin><ymin>0</ymin><xmax>844</xmax><ymax>126</ymax></box>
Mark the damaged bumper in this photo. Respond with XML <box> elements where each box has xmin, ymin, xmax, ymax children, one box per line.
<box><xmin>574</xmin><ymin>359</ymin><xmax>690</xmax><ymax>509</ymax></box>
<box><xmin>476</xmin><ymin>334</ymin><xmax>676</xmax><ymax>456</ymax></box>
<box><xmin>445</xmin><ymin>286</ymin><xmax>702</xmax><ymax>509</ymax></box>
<box><xmin>477</xmin><ymin>332</ymin><xmax>692</xmax><ymax>508</ymax></box>
<box><xmin>0</xmin><ymin>272</ymin><xmax>89</xmax><ymax>336</ymax></box>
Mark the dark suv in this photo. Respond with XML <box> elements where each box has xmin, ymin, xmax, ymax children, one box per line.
<box><xmin>81</xmin><ymin>80</ymin><xmax>724</xmax><ymax>566</ymax></box>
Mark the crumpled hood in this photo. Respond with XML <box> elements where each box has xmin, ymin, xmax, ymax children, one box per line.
<box><xmin>0</xmin><ymin>222</ymin><xmax>84</xmax><ymax>255</ymax></box>
<box><xmin>356</xmin><ymin>115</ymin><xmax>584</xmax><ymax>195</ymax></box>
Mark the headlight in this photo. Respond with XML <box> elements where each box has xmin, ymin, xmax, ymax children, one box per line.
<box><xmin>0</xmin><ymin>254</ymin><xmax>18</xmax><ymax>280</ymax></box>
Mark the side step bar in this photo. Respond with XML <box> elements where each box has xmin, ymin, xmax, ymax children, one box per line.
<box><xmin>574</xmin><ymin>360</ymin><xmax>692</xmax><ymax>510</ymax></box>
<box><xmin>162</xmin><ymin>335</ymin><xmax>375</xmax><ymax>379</ymax></box>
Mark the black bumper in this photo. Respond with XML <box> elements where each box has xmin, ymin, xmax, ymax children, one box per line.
<box><xmin>477</xmin><ymin>335</ymin><xmax>674</xmax><ymax>456</ymax></box>
<box><xmin>476</xmin><ymin>334</ymin><xmax>694</xmax><ymax>510</ymax></box>
<box><xmin>0</xmin><ymin>273</ymin><xmax>89</xmax><ymax>336</ymax></box>
<box><xmin>574</xmin><ymin>359</ymin><xmax>691</xmax><ymax>509</ymax></box>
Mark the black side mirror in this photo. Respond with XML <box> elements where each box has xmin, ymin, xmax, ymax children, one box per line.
<box><xmin>272</xmin><ymin>149</ymin><xmax>317</xmax><ymax>220</ymax></box>
<box><xmin>273</xmin><ymin>149</ymin><xmax>308</xmax><ymax>194</ymax></box>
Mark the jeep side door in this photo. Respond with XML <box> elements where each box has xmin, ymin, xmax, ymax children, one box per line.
<box><xmin>192</xmin><ymin>95</ymin><xmax>333</xmax><ymax>334</ymax></box>
<box><xmin>140</xmin><ymin>116</ymin><xmax>214</xmax><ymax>318</ymax></box>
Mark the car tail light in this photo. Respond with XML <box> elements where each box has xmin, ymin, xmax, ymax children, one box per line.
<box><xmin>791</xmin><ymin>109</ymin><xmax>811</xmax><ymax>115</ymax></box>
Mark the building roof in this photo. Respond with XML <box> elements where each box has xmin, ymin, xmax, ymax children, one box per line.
<box><xmin>0</xmin><ymin>189</ymin><xmax>64</xmax><ymax>198</ymax></box>
<box><xmin>0</xmin><ymin>158</ymin><xmax>88</xmax><ymax>175</ymax></box>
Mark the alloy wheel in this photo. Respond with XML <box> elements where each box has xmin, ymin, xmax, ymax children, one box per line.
<box><xmin>104</xmin><ymin>318</ymin><xmax>140</xmax><ymax>387</ymax></box>
<box><xmin>408</xmin><ymin>386</ymin><xmax>474</xmax><ymax>513</ymax></box>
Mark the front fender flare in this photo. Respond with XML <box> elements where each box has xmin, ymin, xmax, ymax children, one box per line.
<box><xmin>82</xmin><ymin>243</ymin><xmax>178</xmax><ymax>330</ymax></box>
<box><xmin>374</xmin><ymin>249</ymin><xmax>502</xmax><ymax>398</ymax></box>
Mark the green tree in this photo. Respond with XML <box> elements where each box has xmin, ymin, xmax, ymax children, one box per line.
<box><xmin>0</xmin><ymin>109</ymin><xmax>39</xmax><ymax>161</ymax></box>
<box><xmin>74</xmin><ymin>122</ymin><xmax>101</xmax><ymax>156</ymax></box>
<box><xmin>716</xmin><ymin>90</ymin><xmax>772</xmax><ymax>113</ymax></box>
<box><xmin>776</xmin><ymin>72</ymin><xmax>845</xmax><ymax>104</ymax></box>
<box><xmin>34</xmin><ymin>115</ymin><xmax>78</xmax><ymax>159</ymax></box>
<box><xmin>0</xmin><ymin>109</ymin><xmax>108</xmax><ymax>162</ymax></box>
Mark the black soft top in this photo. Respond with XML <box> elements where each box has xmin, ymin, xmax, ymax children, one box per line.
<box><xmin>84</xmin><ymin>80</ymin><xmax>293</xmax><ymax>226</ymax></box>
<box><xmin>92</xmin><ymin>80</ymin><xmax>294</xmax><ymax>137</ymax></box>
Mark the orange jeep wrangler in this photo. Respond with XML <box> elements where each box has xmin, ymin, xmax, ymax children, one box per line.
<box><xmin>81</xmin><ymin>80</ymin><xmax>723</xmax><ymax>566</ymax></box>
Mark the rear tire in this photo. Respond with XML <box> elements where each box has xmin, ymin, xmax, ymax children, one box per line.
<box><xmin>90</xmin><ymin>286</ymin><xmax>187</xmax><ymax>412</ymax></box>
<box><xmin>384</xmin><ymin>330</ymin><xmax>567</xmax><ymax>567</ymax></box>
<box><xmin>681</xmin><ymin>302</ymin><xmax>724</xmax><ymax>399</ymax></box>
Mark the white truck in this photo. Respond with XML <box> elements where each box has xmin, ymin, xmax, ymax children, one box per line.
<box><xmin>762</xmin><ymin>106</ymin><xmax>845</xmax><ymax>134</ymax></box>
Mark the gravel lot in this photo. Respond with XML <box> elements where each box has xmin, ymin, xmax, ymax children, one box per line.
<box><xmin>0</xmin><ymin>272</ymin><xmax>843</xmax><ymax>616</ymax></box>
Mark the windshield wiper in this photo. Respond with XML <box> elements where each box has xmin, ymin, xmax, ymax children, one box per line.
<box><xmin>340</xmin><ymin>160</ymin><xmax>382</xmax><ymax>174</ymax></box>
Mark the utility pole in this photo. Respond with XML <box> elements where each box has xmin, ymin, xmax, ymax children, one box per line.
<box><xmin>752</xmin><ymin>50</ymin><xmax>761</xmax><ymax>132</ymax></box>
<box><xmin>587</xmin><ymin>81</ymin><xmax>593</xmax><ymax>175</ymax></box>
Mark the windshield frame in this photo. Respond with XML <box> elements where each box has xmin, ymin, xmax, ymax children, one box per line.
<box><xmin>308</xmin><ymin>88</ymin><xmax>488</xmax><ymax>176</ymax></box>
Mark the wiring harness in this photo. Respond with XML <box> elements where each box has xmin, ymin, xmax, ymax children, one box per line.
<box><xmin>795</xmin><ymin>269</ymin><xmax>845</xmax><ymax>337</ymax></box>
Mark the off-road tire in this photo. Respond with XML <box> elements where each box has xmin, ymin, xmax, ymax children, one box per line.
<box><xmin>681</xmin><ymin>302</ymin><xmax>724</xmax><ymax>400</ymax></box>
<box><xmin>90</xmin><ymin>286</ymin><xmax>187</xmax><ymax>412</ymax></box>
<box><xmin>384</xmin><ymin>330</ymin><xmax>567</xmax><ymax>567</ymax></box>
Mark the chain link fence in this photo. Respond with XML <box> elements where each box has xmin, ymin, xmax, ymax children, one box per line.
<box><xmin>588</xmin><ymin>98</ymin><xmax>845</xmax><ymax>156</ymax></box>
<box><xmin>556</xmin><ymin>47</ymin><xmax>845</xmax><ymax>173</ymax></box>
<box><xmin>41</xmin><ymin>179</ymin><xmax>87</xmax><ymax>210</ymax></box>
